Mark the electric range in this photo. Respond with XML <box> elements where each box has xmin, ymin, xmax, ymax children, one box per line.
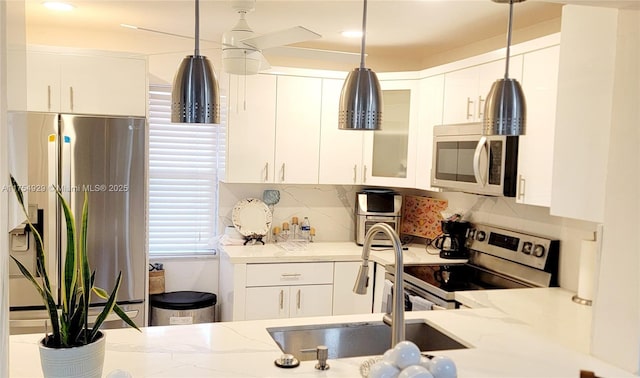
<box><xmin>385</xmin><ymin>223</ymin><xmax>560</xmax><ymax>309</ymax></box>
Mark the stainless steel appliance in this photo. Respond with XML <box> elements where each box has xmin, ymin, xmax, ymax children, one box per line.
<box><xmin>431</xmin><ymin>123</ymin><xmax>518</xmax><ymax>197</ymax></box>
<box><xmin>9</xmin><ymin>112</ymin><xmax>146</xmax><ymax>334</ymax></box>
<box><xmin>355</xmin><ymin>189</ymin><xmax>402</xmax><ymax>246</ymax></box>
<box><xmin>385</xmin><ymin>223</ymin><xmax>559</xmax><ymax>309</ymax></box>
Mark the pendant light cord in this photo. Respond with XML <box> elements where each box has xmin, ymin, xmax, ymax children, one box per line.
<box><xmin>194</xmin><ymin>0</ymin><xmax>200</xmax><ymax>56</ymax></box>
<box><xmin>504</xmin><ymin>0</ymin><xmax>514</xmax><ymax>79</ymax></box>
<box><xmin>359</xmin><ymin>0</ymin><xmax>368</xmax><ymax>69</ymax></box>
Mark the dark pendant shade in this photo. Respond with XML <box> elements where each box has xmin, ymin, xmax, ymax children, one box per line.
<box><xmin>171</xmin><ymin>55</ymin><xmax>220</xmax><ymax>124</ymax></box>
<box><xmin>483</xmin><ymin>78</ymin><xmax>526</xmax><ymax>136</ymax></box>
<box><xmin>338</xmin><ymin>68</ymin><xmax>383</xmax><ymax>130</ymax></box>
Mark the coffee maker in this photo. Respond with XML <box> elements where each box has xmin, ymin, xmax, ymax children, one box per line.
<box><xmin>434</xmin><ymin>220</ymin><xmax>471</xmax><ymax>259</ymax></box>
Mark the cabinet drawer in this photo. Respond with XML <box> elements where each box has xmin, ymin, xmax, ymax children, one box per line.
<box><xmin>246</xmin><ymin>262</ymin><xmax>334</xmax><ymax>287</ymax></box>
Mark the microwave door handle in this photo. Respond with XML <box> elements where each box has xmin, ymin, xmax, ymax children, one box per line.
<box><xmin>473</xmin><ymin>136</ymin><xmax>488</xmax><ymax>187</ymax></box>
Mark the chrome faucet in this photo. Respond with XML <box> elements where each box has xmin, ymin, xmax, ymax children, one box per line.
<box><xmin>353</xmin><ymin>222</ymin><xmax>405</xmax><ymax>347</ymax></box>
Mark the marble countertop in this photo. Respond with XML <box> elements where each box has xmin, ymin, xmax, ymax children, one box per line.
<box><xmin>455</xmin><ymin>287</ymin><xmax>594</xmax><ymax>355</ymax></box>
<box><xmin>9</xmin><ymin>308</ymin><xmax>633</xmax><ymax>378</ymax></box>
<box><xmin>220</xmin><ymin>242</ymin><xmax>468</xmax><ymax>266</ymax></box>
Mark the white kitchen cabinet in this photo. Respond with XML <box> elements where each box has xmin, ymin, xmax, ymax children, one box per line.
<box><xmin>239</xmin><ymin>262</ymin><xmax>334</xmax><ymax>321</ymax></box>
<box><xmin>318</xmin><ymin>78</ymin><xmax>365</xmax><ymax>185</ymax></box>
<box><xmin>550</xmin><ymin>7</ymin><xmax>619</xmax><ymax>223</ymax></box>
<box><xmin>274</xmin><ymin>75</ymin><xmax>322</xmax><ymax>184</ymax></box>
<box><xmin>415</xmin><ymin>74</ymin><xmax>445</xmax><ymax>190</ymax></box>
<box><xmin>362</xmin><ymin>79</ymin><xmax>420</xmax><ymax>188</ymax></box>
<box><xmin>226</xmin><ymin>74</ymin><xmax>321</xmax><ymax>184</ymax></box>
<box><xmin>225</xmin><ymin>74</ymin><xmax>277</xmax><ymax>183</ymax></box>
<box><xmin>442</xmin><ymin>57</ymin><xmax>523</xmax><ymax>124</ymax></box>
<box><xmin>332</xmin><ymin>261</ymin><xmax>373</xmax><ymax>315</ymax></box>
<box><xmin>516</xmin><ymin>45</ymin><xmax>560</xmax><ymax>207</ymax></box>
<box><xmin>245</xmin><ymin>284</ymin><xmax>333</xmax><ymax>320</ymax></box>
<box><xmin>26</xmin><ymin>50</ymin><xmax>147</xmax><ymax>116</ymax></box>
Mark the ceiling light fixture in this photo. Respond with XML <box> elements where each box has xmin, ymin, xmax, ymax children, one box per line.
<box><xmin>43</xmin><ymin>2</ymin><xmax>74</xmax><ymax>11</ymax></box>
<box><xmin>338</xmin><ymin>0</ymin><xmax>383</xmax><ymax>130</ymax></box>
<box><xmin>483</xmin><ymin>0</ymin><xmax>526</xmax><ymax>136</ymax></box>
<box><xmin>171</xmin><ymin>0</ymin><xmax>220</xmax><ymax>124</ymax></box>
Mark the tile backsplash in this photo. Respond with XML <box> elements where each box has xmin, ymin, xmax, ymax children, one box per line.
<box><xmin>218</xmin><ymin>182</ymin><xmax>597</xmax><ymax>291</ymax></box>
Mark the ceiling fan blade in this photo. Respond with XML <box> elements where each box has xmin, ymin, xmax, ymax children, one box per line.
<box><xmin>240</xmin><ymin>26</ymin><xmax>321</xmax><ymax>50</ymax></box>
<box><xmin>121</xmin><ymin>24</ymin><xmax>220</xmax><ymax>46</ymax></box>
<box><xmin>264</xmin><ymin>46</ymin><xmax>363</xmax><ymax>64</ymax></box>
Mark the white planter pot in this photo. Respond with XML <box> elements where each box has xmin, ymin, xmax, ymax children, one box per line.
<box><xmin>38</xmin><ymin>331</ymin><xmax>106</xmax><ymax>378</ymax></box>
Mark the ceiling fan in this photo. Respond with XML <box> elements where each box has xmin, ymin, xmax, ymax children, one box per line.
<box><xmin>221</xmin><ymin>0</ymin><xmax>322</xmax><ymax>75</ymax></box>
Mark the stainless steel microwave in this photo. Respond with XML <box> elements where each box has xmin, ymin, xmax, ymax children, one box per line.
<box><xmin>431</xmin><ymin>123</ymin><xmax>518</xmax><ymax>197</ymax></box>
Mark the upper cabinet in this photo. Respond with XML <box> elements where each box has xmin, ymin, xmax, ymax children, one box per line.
<box><xmin>415</xmin><ymin>75</ymin><xmax>445</xmax><ymax>190</ymax></box>
<box><xmin>442</xmin><ymin>56</ymin><xmax>523</xmax><ymax>125</ymax></box>
<box><xmin>225</xmin><ymin>74</ymin><xmax>322</xmax><ymax>184</ymax></box>
<box><xmin>516</xmin><ymin>45</ymin><xmax>560</xmax><ymax>207</ymax></box>
<box><xmin>550</xmin><ymin>8</ymin><xmax>619</xmax><ymax>223</ymax></box>
<box><xmin>26</xmin><ymin>50</ymin><xmax>147</xmax><ymax>116</ymax></box>
<box><xmin>274</xmin><ymin>75</ymin><xmax>322</xmax><ymax>184</ymax></box>
<box><xmin>362</xmin><ymin>79</ymin><xmax>420</xmax><ymax>188</ymax></box>
<box><xmin>226</xmin><ymin>74</ymin><xmax>277</xmax><ymax>183</ymax></box>
<box><xmin>318</xmin><ymin>78</ymin><xmax>365</xmax><ymax>185</ymax></box>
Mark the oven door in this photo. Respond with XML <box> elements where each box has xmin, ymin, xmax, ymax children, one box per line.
<box><xmin>384</xmin><ymin>272</ymin><xmax>457</xmax><ymax>310</ymax></box>
<box><xmin>431</xmin><ymin>127</ymin><xmax>518</xmax><ymax>197</ymax></box>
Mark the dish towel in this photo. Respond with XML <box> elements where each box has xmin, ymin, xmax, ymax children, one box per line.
<box><xmin>381</xmin><ymin>279</ymin><xmax>393</xmax><ymax>313</ymax></box>
<box><xmin>409</xmin><ymin>295</ymin><xmax>434</xmax><ymax>311</ymax></box>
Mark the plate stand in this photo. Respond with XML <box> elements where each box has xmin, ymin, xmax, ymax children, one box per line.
<box><xmin>243</xmin><ymin>234</ymin><xmax>265</xmax><ymax>245</ymax></box>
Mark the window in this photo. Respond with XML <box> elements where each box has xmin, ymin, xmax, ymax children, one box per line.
<box><xmin>148</xmin><ymin>85</ymin><xmax>226</xmax><ymax>257</ymax></box>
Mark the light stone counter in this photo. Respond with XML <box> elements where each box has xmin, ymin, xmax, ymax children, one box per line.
<box><xmin>455</xmin><ymin>287</ymin><xmax>594</xmax><ymax>354</ymax></box>
<box><xmin>220</xmin><ymin>242</ymin><xmax>468</xmax><ymax>265</ymax></box>
<box><xmin>9</xmin><ymin>308</ymin><xmax>634</xmax><ymax>378</ymax></box>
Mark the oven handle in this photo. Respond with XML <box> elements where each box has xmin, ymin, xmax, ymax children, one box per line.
<box><xmin>473</xmin><ymin>136</ymin><xmax>488</xmax><ymax>187</ymax></box>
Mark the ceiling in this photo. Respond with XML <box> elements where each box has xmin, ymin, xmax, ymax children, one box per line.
<box><xmin>23</xmin><ymin>0</ymin><xmax>638</xmax><ymax>72</ymax></box>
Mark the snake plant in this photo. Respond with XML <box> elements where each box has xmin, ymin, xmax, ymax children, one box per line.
<box><xmin>9</xmin><ymin>175</ymin><xmax>140</xmax><ymax>348</ymax></box>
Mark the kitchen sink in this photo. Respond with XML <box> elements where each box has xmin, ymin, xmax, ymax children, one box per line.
<box><xmin>267</xmin><ymin>320</ymin><xmax>470</xmax><ymax>361</ymax></box>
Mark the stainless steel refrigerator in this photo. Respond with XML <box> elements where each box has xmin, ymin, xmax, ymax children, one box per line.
<box><xmin>9</xmin><ymin>112</ymin><xmax>146</xmax><ymax>334</ymax></box>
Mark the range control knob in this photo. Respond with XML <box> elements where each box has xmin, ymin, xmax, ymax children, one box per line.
<box><xmin>533</xmin><ymin>244</ymin><xmax>546</xmax><ymax>258</ymax></box>
<box><xmin>522</xmin><ymin>242</ymin><xmax>533</xmax><ymax>255</ymax></box>
<box><xmin>476</xmin><ymin>231</ymin><xmax>486</xmax><ymax>242</ymax></box>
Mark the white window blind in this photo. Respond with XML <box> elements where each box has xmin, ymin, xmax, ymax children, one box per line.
<box><xmin>148</xmin><ymin>85</ymin><xmax>226</xmax><ymax>257</ymax></box>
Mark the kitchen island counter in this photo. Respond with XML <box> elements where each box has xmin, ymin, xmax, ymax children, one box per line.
<box><xmin>9</xmin><ymin>307</ymin><xmax>633</xmax><ymax>377</ymax></box>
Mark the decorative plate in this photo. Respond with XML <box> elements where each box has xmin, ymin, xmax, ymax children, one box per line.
<box><xmin>231</xmin><ymin>198</ymin><xmax>272</xmax><ymax>237</ymax></box>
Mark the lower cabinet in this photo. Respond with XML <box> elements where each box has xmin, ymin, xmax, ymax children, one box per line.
<box><xmin>245</xmin><ymin>285</ymin><xmax>333</xmax><ymax>320</ymax></box>
<box><xmin>219</xmin><ymin>258</ymin><xmax>375</xmax><ymax>321</ymax></box>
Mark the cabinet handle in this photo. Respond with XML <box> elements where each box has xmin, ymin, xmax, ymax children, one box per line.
<box><xmin>353</xmin><ymin>165</ymin><xmax>357</xmax><ymax>183</ymax></box>
<box><xmin>281</xmin><ymin>163</ymin><xmax>285</xmax><ymax>182</ymax></box>
<box><xmin>478</xmin><ymin>96</ymin><xmax>485</xmax><ymax>118</ymax></box>
<box><xmin>296</xmin><ymin>289</ymin><xmax>301</xmax><ymax>310</ymax></box>
<box><xmin>279</xmin><ymin>289</ymin><xmax>284</xmax><ymax>310</ymax></box>
<box><xmin>47</xmin><ymin>85</ymin><xmax>51</xmax><ymax>111</ymax></box>
<box><xmin>69</xmin><ymin>87</ymin><xmax>74</xmax><ymax>111</ymax></box>
<box><xmin>466</xmin><ymin>97</ymin><xmax>474</xmax><ymax>120</ymax></box>
<box><xmin>517</xmin><ymin>175</ymin><xmax>526</xmax><ymax>200</ymax></box>
<box><xmin>281</xmin><ymin>273</ymin><xmax>301</xmax><ymax>279</ymax></box>
<box><xmin>264</xmin><ymin>162</ymin><xmax>269</xmax><ymax>182</ymax></box>
<box><xmin>363</xmin><ymin>165</ymin><xmax>367</xmax><ymax>183</ymax></box>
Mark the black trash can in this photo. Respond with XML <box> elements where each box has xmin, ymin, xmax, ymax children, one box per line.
<box><xmin>149</xmin><ymin>291</ymin><xmax>217</xmax><ymax>326</ymax></box>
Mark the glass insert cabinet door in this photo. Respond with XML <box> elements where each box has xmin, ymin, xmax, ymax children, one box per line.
<box><xmin>362</xmin><ymin>79</ymin><xmax>419</xmax><ymax>188</ymax></box>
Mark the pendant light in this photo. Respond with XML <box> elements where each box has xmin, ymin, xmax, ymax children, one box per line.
<box><xmin>483</xmin><ymin>0</ymin><xmax>526</xmax><ymax>136</ymax></box>
<box><xmin>338</xmin><ymin>0</ymin><xmax>383</xmax><ymax>130</ymax></box>
<box><xmin>171</xmin><ymin>0</ymin><xmax>220</xmax><ymax>123</ymax></box>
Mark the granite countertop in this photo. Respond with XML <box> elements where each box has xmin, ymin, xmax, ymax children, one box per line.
<box><xmin>9</xmin><ymin>308</ymin><xmax>633</xmax><ymax>377</ymax></box>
